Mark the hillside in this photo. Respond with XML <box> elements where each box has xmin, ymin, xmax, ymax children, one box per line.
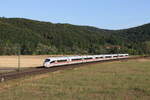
<box><xmin>0</xmin><ymin>17</ymin><xmax>150</xmax><ymax>55</ymax></box>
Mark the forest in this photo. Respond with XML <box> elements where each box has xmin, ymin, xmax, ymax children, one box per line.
<box><xmin>0</xmin><ymin>17</ymin><xmax>150</xmax><ymax>55</ymax></box>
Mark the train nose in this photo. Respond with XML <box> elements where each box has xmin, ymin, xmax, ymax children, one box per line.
<box><xmin>43</xmin><ymin>62</ymin><xmax>49</xmax><ymax>67</ymax></box>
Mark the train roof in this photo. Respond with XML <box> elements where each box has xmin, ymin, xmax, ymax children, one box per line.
<box><xmin>45</xmin><ymin>54</ymin><xmax>129</xmax><ymax>61</ymax></box>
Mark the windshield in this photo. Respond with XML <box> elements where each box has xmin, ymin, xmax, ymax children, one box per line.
<box><xmin>45</xmin><ymin>59</ymin><xmax>50</xmax><ymax>62</ymax></box>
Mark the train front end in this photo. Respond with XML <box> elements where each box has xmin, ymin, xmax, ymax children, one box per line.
<box><xmin>43</xmin><ymin>58</ymin><xmax>51</xmax><ymax>67</ymax></box>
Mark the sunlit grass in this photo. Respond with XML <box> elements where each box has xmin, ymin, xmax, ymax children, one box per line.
<box><xmin>0</xmin><ymin>59</ymin><xmax>150</xmax><ymax>100</ymax></box>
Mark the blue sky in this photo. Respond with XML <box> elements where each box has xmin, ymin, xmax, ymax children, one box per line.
<box><xmin>0</xmin><ymin>0</ymin><xmax>150</xmax><ymax>29</ymax></box>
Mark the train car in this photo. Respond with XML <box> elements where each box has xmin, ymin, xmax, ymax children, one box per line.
<box><xmin>43</xmin><ymin>54</ymin><xmax>129</xmax><ymax>68</ymax></box>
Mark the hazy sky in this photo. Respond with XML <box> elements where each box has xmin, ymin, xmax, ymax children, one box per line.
<box><xmin>0</xmin><ymin>0</ymin><xmax>150</xmax><ymax>29</ymax></box>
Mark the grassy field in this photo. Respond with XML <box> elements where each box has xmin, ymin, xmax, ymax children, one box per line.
<box><xmin>0</xmin><ymin>55</ymin><xmax>61</xmax><ymax>73</ymax></box>
<box><xmin>0</xmin><ymin>58</ymin><xmax>150</xmax><ymax>100</ymax></box>
<box><xmin>0</xmin><ymin>55</ymin><xmax>65</xmax><ymax>68</ymax></box>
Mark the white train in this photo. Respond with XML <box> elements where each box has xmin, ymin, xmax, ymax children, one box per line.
<box><xmin>43</xmin><ymin>54</ymin><xmax>129</xmax><ymax>68</ymax></box>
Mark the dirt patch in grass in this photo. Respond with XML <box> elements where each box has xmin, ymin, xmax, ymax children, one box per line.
<box><xmin>136</xmin><ymin>58</ymin><xmax>150</xmax><ymax>62</ymax></box>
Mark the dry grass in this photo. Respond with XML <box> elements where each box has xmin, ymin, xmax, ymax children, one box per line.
<box><xmin>0</xmin><ymin>55</ymin><xmax>65</xmax><ymax>68</ymax></box>
<box><xmin>0</xmin><ymin>58</ymin><xmax>150</xmax><ymax>100</ymax></box>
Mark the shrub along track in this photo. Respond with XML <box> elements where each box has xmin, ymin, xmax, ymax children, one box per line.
<box><xmin>0</xmin><ymin>56</ymin><xmax>149</xmax><ymax>82</ymax></box>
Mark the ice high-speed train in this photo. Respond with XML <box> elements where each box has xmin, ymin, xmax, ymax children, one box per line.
<box><xmin>43</xmin><ymin>54</ymin><xmax>129</xmax><ymax>68</ymax></box>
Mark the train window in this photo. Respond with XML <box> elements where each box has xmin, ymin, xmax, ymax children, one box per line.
<box><xmin>105</xmin><ymin>56</ymin><xmax>111</xmax><ymax>58</ymax></box>
<box><xmin>57</xmin><ymin>60</ymin><xmax>67</xmax><ymax>62</ymax></box>
<box><xmin>45</xmin><ymin>59</ymin><xmax>50</xmax><ymax>62</ymax></box>
<box><xmin>50</xmin><ymin>61</ymin><xmax>55</xmax><ymax>63</ymax></box>
<box><xmin>114</xmin><ymin>56</ymin><xmax>118</xmax><ymax>57</ymax></box>
<box><xmin>72</xmin><ymin>58</ymin><xmax>82</xmax><ymax>61</ymax></box>
<box><xmin>84</xmin><ymin>57</ymin><xmax>93</xmax><ymax>60</ymax></box>
<box><xmin>96</xmin><ymin>57</ymin><xmax>103</xmax><ymax>59</ymax></box>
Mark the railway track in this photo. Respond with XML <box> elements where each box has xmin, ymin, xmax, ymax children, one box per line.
<box><xmin>0</xmin><ymin>56</ymin><xmax>149</xmax><ymax>82</ymax></box>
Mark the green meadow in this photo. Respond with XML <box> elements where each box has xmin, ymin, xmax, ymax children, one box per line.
<box><xmin>0</xmin><ymin>59</ymin><xmax>150</xmax><ymax>100</ymax></box>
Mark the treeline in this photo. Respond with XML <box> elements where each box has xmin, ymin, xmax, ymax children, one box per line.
<box><xmin>0</xmin><ymin>17</ymin><xmax>150</xmax><ymax>55</ymax></box>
